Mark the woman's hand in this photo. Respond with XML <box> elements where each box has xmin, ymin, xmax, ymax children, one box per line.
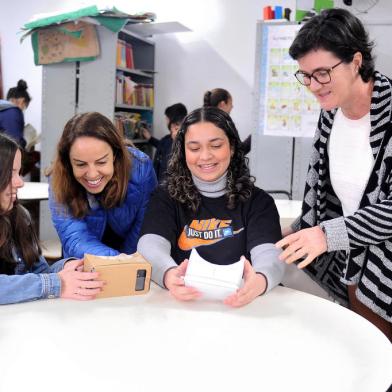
<box><xmin>164</xmin><ymin>260</ymin><xmax>201</xmax><ymax>301</ymax></box>
<box><xmin>58</xmin><ymin>259</ymin><xmax>104</xmax><ymax>300</ymax></box>
<box><xmin>224</xmin><ymin>258</ymin><xmax>267</xmax><ymax>308</ymax></box>
<box><xmin>275</xmin><ymin>226</ymin><xmax>327</xmax><ymax>268</ymax></box>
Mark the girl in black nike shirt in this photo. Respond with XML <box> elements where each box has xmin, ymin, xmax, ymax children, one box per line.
<box><xmin>138</xmin><ymin>107</ymin><xmax>284</xmax><ymax>307</ymax></box>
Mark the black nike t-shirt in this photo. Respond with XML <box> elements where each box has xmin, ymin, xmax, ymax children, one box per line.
<box><xmin>140</xmin><ymin>186</ymin><xmax>282</xmax><ymax>265</ymax></box>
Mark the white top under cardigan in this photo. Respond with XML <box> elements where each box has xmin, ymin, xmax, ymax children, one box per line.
<box><xmin>328</xmin><ymin>109</ymin><xmax>373</xmax><ymax>216</ymax></box>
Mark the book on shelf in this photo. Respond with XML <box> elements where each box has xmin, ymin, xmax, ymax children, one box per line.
<box><xmin>116</xmin><ymin>39</ymin><xmax>134</xmax><ymax>69</ymax></box>
<box><xmin>116</xmin><ymin>39</ymin><xmax>126</xmax><ymax>68</ymax></box>
<box><xmin>115</xmin><ymin>71</ymin><xmax>124</xmax><ymax>104</ymax></box>
<box><xmin>117</xmin><ymin>76</ymin><xmax>154</xmax><ymax>108</ymax></box>
<box><xmin>134</xmin><ymin>84</ymin><xmax>154</xmax><ymax>107</ymax></box>
<box><xmin>123</xmin><ymin>76</ymin><xmax>137</xmax><ymax>106</ymax></box>
<box><xmin>114</xmin><ymin>111</ymin><xmax>151</xmax><ymax>141</ymax></box>
<box><xmin>125</xmin><ymin>41</ymin><xmax>134</xmax><ymax>69</ymax></box>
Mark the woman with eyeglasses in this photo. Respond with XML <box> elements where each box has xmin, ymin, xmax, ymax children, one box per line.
<box><xmin>276</xmin><ymin>8</ymin><xmax>392</xmax><ymax>341</ymax></box>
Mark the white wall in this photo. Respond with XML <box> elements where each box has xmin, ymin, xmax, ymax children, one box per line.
<box><xmin>1</xmin><ymin>0</ymin><xmax>391</xmax><ymax>141</ymax></box>
<box><xmin>0</xmin><ymin>0</ymin><xmax>295</xmax><ymax>142</ymax></box>
<box><xmin>0</xmin><ymin>0</ymin><xmax>87</xmax><ymax>136</ymax></box>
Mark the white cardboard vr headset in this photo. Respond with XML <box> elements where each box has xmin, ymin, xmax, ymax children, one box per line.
<box><xmin>184</xmin><ymin>248</ymin><xmax>245</xmax><ymax>300</ymax></box>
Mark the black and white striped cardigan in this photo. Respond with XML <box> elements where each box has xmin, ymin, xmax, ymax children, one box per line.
<box><xmin>294</xmin><ymin>71</ymin><xmax>392</xmax><ymax>322</ymax></box>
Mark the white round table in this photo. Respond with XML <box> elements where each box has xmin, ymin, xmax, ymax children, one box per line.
<box><xmin>18</xmin><ymin>181</ymin><xmax>49</xmax><ymax>201</ymax></box>
<box><xmin>0</xmin><ymin>285</ymin><xmax>390</xmax><ymax>392</ymax></box>
<box><xmin>274</xmin><ymin>198</ymin><xmax>302</xmax><ymax>227</ymax></box>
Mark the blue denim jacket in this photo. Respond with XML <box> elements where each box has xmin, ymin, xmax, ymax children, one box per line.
<box><xmin>0</xmin><ymin>254</ymin><xmax>68</xmax><ymax>305</ymax></box>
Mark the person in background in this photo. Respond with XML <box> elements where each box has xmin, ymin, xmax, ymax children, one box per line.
<box><xmin>49</xmin><ymin>112</ymin><xmax>157</xmax><ymax>259</ymax></box>
<box><xmin>138</xmin><ymin>107</ymin><xmax>284</xmax><ymax>307</ymax></box>
<box><xmin>276</xmin><ymin>8</ymin><xmax>392</xmax><ymax>341</ymax></box>
<box><xmin>0</xmin><ymin>80</ymin><xmax>31</xmax><ymax>148</ymax></box>
<box><xmin>0</xmin><ymin>133</ymin><xmax>103</xmax><ymax>304</ymax></box>
<box><xmin>142</xmin><ymin>103</ymin><xmax>188</xmax><ymax>183</ymax></box>
<box><xmin>203</xmin><ymin>88</ymin><xmax>251</xmax><ymax>154</ymax></box>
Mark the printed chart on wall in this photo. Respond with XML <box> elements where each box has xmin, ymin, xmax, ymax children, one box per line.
<box><xmin>255</xmin><ymin>22</ymin><xmax>319</xmax><ymax>137</ymax></box>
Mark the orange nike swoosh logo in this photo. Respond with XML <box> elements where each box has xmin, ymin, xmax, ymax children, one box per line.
<box><xmin>178</xmin><ymin>230</ymin><xmax>221</xmax><ymax>250</ymax></box>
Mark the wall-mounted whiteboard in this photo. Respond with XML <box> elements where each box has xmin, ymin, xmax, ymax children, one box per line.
<box><xmin>254</xmin><ymin>22</ymin><xmax>319</xmax><ymax>138</ymax></box>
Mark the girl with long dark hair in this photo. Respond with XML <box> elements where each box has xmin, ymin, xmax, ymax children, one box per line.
<box><xmin>0</xmin><ymin>133</ymin><xmax>103</xmax><ymax>304</ymax></box>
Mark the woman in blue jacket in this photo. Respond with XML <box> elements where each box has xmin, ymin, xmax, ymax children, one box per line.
<box><xmin>0</xmin><ymin>133</ymin><xmax>103</xmax><ymax>304</ymax></box>
<box><xmin>49</xmin><ymin>112</ymin><xmax>157</xmax><ymax>259</ymax></box>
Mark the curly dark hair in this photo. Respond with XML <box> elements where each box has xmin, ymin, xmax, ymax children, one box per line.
<box><xmin>289</xmin><ymin>8</ymin><xmax>374</xmax><ymax>82</ymax></box>
<box><xmin>166</xmin><ymin>107</ymin><xmax>254</xmax><ymax>212</ymax></box>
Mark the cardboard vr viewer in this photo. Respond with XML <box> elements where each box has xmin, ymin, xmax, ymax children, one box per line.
<box><xmin>84</xmin><ymin>252</ymin><xmax>151</xmax><ymax>298</ymax></box>
<box><xmin>184</xmin><ymin>248</ymin><xmax>245</xmax><ymax>300</ymax></box>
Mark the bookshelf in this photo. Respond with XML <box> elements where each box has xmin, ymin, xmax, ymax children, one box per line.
<box><xmin>114</xmin><ymin>27</ymin><xmax>155</xmax><ymax>155</ymax></box>
<box><xmin>40</xmin><ymin>21</ymin><xmax>189</xmax><ymax>241</ymax></box>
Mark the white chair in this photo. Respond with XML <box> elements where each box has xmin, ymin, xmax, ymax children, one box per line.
<box><xmin>41</xmin><ymin>238</ymin><xmax>62</xmax><ymax>262</ymax></box>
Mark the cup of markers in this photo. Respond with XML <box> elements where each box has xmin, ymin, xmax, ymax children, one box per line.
<box><xmin>263</xmin><ymin>5</ymin><xmax>291</xmax><ymax>20</ymax></box>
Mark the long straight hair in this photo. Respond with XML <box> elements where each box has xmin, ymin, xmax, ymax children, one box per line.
<box><xmin>0</xmin><ymin>134</ymin><xmax>41</xmax><ymax>274</ymax></box>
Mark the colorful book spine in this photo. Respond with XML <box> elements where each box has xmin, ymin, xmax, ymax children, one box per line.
<box><xmin>115</xmin><ymin>71</ymin><xmax>124</xmax><ymax>104</ymax></box>
<box><xmin>116</xmin><ymin>39</ymin><xmax>127</xmax><ymax>67</ymax></box>
<box><xmin>125</xmin><ymin>42</ymin><xmax>134</xmax><ymax>69</ymax></box>
<box><xmin>114</xmin><ymin>111</ymin><xmax>150</xmax><ymax>141</ymax></box>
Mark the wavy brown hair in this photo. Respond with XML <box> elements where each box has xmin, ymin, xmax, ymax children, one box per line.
<box><xmin>51</xmin><ymin>112</ymin><xmax>131</xmax><ymax>218</ymax></box>
<box><xmin>0</xmin><ymin>134</ymin><xmax>41</xmax><ymax>274</ymax></box>
<box><xmin>166</xmin><ymin>107</ymin><xmax>254</xmax><ymax>212</ymax></box>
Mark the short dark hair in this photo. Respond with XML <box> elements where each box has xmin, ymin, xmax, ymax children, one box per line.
<box><xmin>6</xmin><ymin>79</ymin><xmax>32</xmax><ymax>106</ymax></box>
<box><xmin>289</xmin><ymin>8</ymin><xmax>374</xmax><ymax>82</ymax></box>
<box><xmin>166</xmin><ymin>107</ymin><xmax>254</xmax><ymax>212</ymax></box>
<box><xmin>203</xmin><ymin>88</ymin><xmax>231</xmax><ymax>108</ymax></box>
<box><xmin>164</xmin><ymin>103</ymin><xmax>188</xmax><ymax>124</ymax></box>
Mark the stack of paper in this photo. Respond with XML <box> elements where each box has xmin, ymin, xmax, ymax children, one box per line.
<box><xmin>184</xmin><ymin>249</ymin><xmax>244</xmax><ymax>300</ymax></box>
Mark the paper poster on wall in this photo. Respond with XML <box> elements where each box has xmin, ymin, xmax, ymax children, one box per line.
<box><xmin>255</xmin><ymin>23</ymin><xmax>319</xmax><ymax>137</ymax></box>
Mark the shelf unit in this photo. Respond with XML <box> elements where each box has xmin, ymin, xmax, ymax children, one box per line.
<box><xmin>115</xmin><ymin>103</ymin><xmax>153</xmax><ymax>111</ymax></box>
<box><xmin>39</xmin><ymin>23</ymin><xmax>156</xmax><ymax>240</ymax></box>
<box><xmin>39</xmin><ymin>21</ymin><xmax>189</xmax><ymax>241</ymax></box>
<box><xmin>114</xmin><ymin>27</ymin><xmax>155</xmax><ymax>156</ymax></box>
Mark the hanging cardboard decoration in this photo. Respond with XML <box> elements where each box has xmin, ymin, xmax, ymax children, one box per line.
<box><xmin>32</xmin><ymin>21</ymin><xmax>100</xmax><ymax>65</ymax></box>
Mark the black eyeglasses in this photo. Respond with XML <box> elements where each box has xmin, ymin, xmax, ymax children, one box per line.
<box><xmin>294</xmin><ymin>60</ymin><xmax>344</xmax><ymax>86</ymax></box>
